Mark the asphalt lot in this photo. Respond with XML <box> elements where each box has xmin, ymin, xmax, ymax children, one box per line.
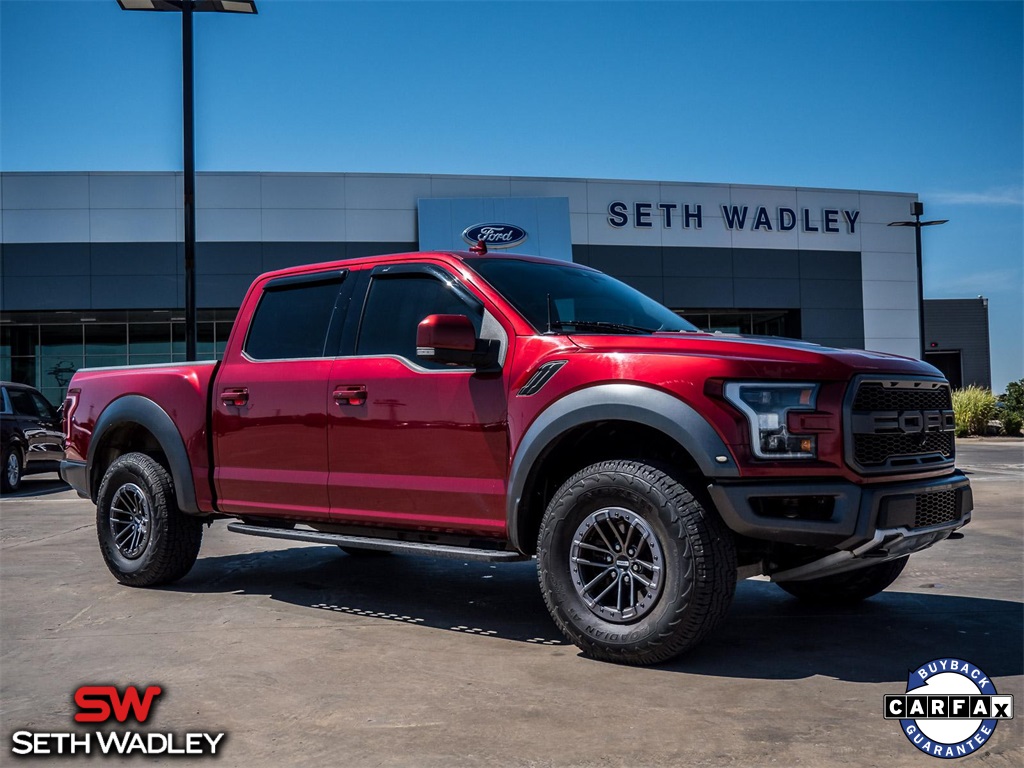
<box><xmin>1</xmin><ymin>440</ymin><xmax>1021</xmax><ymax>767</ymax></box>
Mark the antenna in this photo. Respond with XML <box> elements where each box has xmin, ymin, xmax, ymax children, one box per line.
<box><xmin>546</xmin><ymin>293</ymin><xmax>553</xmax><ymax>333</ymax></box>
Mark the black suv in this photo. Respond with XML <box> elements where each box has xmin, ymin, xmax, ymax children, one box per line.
<box><xmin>1</xmin><ymin>382</ymin><xmax>63</xmax><ymax>492</ymax></box>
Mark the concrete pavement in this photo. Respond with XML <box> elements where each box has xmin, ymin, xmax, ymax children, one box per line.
<box><xmin>1</xmin><ymin>440</ymin><xmax>1021</xmax><ymax>766</ymax></box>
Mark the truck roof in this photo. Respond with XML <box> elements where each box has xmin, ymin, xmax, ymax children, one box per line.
<box><xmin>256</xmin><ymin>250</ymin><xmax>595</xmax><ymax>283</ymax></box>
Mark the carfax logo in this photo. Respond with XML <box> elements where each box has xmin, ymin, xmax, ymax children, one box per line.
<box><xmin>10</xmin><ymin>685</ymin><xmax>226</xmax><ymax>757</ymax></box>
<box><xmin>884</xmin><ymin>658</ymin><xmax>1014</xmax><ymax>759</ymax></box>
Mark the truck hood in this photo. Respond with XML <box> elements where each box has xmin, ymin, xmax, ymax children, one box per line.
<box><xmin>566</xmin><ymin>332</ymin><xmax>943</xmax><ymax>380</ymax></box>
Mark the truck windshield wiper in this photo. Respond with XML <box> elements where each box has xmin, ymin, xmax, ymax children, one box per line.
<box><xmin>547</xmin><ymin>320</ymin><xmax>656</xmax><ymax>334</ymax></box>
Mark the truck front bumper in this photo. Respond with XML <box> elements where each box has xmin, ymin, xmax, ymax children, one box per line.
<box><xmin>708</xmin><ymin>470</ymin><xmax>972</xmax><ymax>577</ymax></box>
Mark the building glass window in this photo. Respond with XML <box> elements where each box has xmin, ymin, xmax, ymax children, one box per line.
<box><xmin>675</xmin><ymin>309</ymin><xmax>801</xmax><ymax>339</ymax></box>
<box><xmin>0</xmin><ymin>309</ymin><xmax>237</xmax><ymax>403</ymax></box>
<box><xmin>86</xmin><ymin>324</ymin><xmax>128</xmax><ymax>368</ymax></box>
<box><xmin>129</xmin><ymin>324</ymin><xmax>171</xmax><ymax>357</ymax></box>
<box><xmin>38</xmin><ymin>325</ymin><xmax>83</xmax><ymax>403</ymax></box>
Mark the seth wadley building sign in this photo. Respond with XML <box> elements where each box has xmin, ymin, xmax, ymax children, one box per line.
<box><xmin>607</xmin><ymin>201</ymin><xmax>860</xmax><ymax>234</ymax></box>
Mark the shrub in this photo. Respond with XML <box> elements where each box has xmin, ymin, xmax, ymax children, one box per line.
<box><xmin>952</xmin><ymin>386</ymin><xmax>996</xmax><ymax>437</ymax></box>
<box><xmin>1001</xmin><ymin>411</ymin><xmax>1023</xmax><ymax>437</ymax></box>
<box><xmin>1003</xmin><ymin>379</ymin><xmax>1024</xmax><ymax>416</ymax></box>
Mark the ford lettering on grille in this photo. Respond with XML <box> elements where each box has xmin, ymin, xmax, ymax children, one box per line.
<box><xmin>846</xmin><ymin>379</ymin><xmax>956</xmax><ymax>474</ymax></box>
<box><xmin>851</xmin><ymin>409</ymin><xmax>956</xmax><ymax>435</ymax></box>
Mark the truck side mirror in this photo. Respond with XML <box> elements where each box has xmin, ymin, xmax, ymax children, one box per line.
<box><xmin>416</xmin><ymin>314</ymin><xmax>499</xmax><ymax>370</ymax></box>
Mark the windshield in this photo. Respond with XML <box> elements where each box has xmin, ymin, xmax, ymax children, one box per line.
<box><xmin>465</xmin><ymin>258</ymin><xmax>698</xmax><ymax>334</ymax></box>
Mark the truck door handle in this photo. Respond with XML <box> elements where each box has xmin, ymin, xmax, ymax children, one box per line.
<box><xmin>221</xmin><ymin>388</ymin><xmax>249</xmax><ymax>407</ymax></box>
<box><xmin>334</xmin><ymin>385</ymin><xmax>367</xmax><ymax>406</ymax></box>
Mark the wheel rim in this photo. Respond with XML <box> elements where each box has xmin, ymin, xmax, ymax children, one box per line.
<box><xmin>570</xmin><ymin>506</ymin><xmax>664</xmax><ymax>623</ymax></box>
<box><xmin>109</xmin><ymin>483</ymin><xmax>151</xmax><ymax>559</ymax></box>
<box><xmin>6</xmin><ymin>453</ymin><xmax>19</xmax><ymax>487</ymax></box>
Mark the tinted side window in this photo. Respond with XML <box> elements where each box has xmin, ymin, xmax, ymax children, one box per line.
<box><xmin>30</xmin><ymin>393</ymin><xmax>56</xmax><ymax>420</ymax></box>
<box><xmin>8</xmin><ymin>389</ymin><xmax>42</xmax><ymax>418</ymax></box>
<box><xmin>356</xmin><ymin>274</ymin><xmax>482</xmax><ymax>367</ymax></box>
<box><xmin>244</xmin><ymin>275</ymin><xmax>345</xmax><ymax>360</ymax></box>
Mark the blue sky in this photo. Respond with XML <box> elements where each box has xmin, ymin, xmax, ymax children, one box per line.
<box><xmin>2</xmin><ymin>0</ymin><xmax>1022</xmax><ymax>390</ymax></box>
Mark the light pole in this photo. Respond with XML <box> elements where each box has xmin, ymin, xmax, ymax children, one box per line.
<box><xmin>888</xmin><ymin>201</ymin><xmax>948</xmax><ymax>360</ymax></box>
<box><xmin>117</xmin><ymin>1</ymin><xmax>257</xmax><ymax>360</ymax></box>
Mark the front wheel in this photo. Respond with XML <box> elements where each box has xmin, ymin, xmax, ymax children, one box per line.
<box><xmin>537</xmin><ymin>460</ymin><xmax>737</xmax><ymax>665</ymax></box>
<box><xmin>96</xmin><ymin>452</ymin><xmax>203</xmax><ymax>587</ymax></box>
<box><xmin>775</xmin><ymin>556</ymin><xmax>909</xmax><ymax>605</ymax></box>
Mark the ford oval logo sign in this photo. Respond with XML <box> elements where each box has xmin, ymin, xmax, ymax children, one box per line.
<box><xmin>462</xmin><ymin>223</ymin><xmax>527</xmax><ymax>249</ymax></box>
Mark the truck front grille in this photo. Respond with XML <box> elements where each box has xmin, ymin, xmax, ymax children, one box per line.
<box><xmin>852</xmin><ymin>383</ymin><xmax>952</xmax><ymax>411</ymax></box>
<box><xmin>915</xmin><ymin>489</ymin><xmax>960</xmax><ymax>528</ymax></box>
<box><xmin>853</xmin><ymin>432</ymin><xmax>955</xmax><ymax>466</ymax></box>
<box><xmin>846</xmin><ymin>378</ymin><xmax>955</xmax><ymax>475</ymax></box>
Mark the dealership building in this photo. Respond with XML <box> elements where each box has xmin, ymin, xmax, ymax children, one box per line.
<box><xmin>0</xmin><ymin>171</ymin><xmax>989</xmax><ymax>405</ymax></box>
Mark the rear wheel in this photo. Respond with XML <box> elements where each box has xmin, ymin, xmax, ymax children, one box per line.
<box><xmin>776</xmin><ymin>556</ymin><xmax>909</xmax><ymax>604</ymax></box>
<box><xmin>537</xmin><ymin>460</ymin><xmax>736</xmax><ymax>665</ymax></box>
<box><xmin>96</xmin><ymin>453</ymin><xmax>203</xmax><ymax>587</ymax></box>
<box><xmin>2</xmin><ymin>447</ymin><xmax>22</xmax><ymax>493</ymax></box>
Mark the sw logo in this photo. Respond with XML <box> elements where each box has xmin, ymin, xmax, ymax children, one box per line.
<box><xmin>74</xmin><ymin>684</ymin><xmax>162</xmax><ymax>723</ymax></box>
<box><xmin>9</xmin><ymin>684</ymin><xmax>226</xmax><ymax>757</ymax></box>
<box><xmin>885</xmin><ymin>658</ymin><xmax>1014</xmax><ymax>759</ymax></box>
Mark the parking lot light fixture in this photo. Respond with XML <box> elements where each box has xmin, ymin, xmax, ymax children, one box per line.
<box><xmin>888</xmin><ymin>201</ymin><xmax>948</xmax><ymax>360</ymax></box>
<box><xmin>116</xmin><ymin>0</ymin><xmax>257</xmax><ymax>360</ymax></box>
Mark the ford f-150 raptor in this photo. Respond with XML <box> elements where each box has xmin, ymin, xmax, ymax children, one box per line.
<box><xmin>61</xmin><ymin>248</ymin><xmax>971</xmax><ymax>665</ymax></box>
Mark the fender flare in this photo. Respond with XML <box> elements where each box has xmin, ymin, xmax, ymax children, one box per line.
<box><xmin>506</xmin><ymin>383</ymin><xmax>738</xmax><ymax>552</ymax></box>
<box><xmin>87</xmin><ymin>395</ymin><xmax>199</xmax><ymax>514</ymax></box>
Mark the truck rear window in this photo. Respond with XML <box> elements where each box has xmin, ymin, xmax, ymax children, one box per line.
<box><xmin>244</xmin><ymin>273</ymin><xmax>346</xmax><ymax>360</ymax></box>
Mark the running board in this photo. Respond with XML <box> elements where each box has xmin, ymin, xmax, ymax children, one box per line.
<box><xmin>226</xmin><ymin>523</ymin><xmax>529</xmax><ymax>562</ymax></box>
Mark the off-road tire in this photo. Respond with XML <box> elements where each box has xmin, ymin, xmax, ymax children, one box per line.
<box><xmin>2</xmin><ymin>446</ymin><xmax>22</xmax><ymax>493</ymax></box>
<box><xmin>776</xmin><ymin>556</ymin><xmax>909</xmax><ymax>605</ymax></box>
<box><xmin>537</xmin><ymin>460</ymin><xmax>737</xmax><ymax>665</ymax></box>
<box><xmin>96</xmin><ymin>452</ymin><xmax>202</xmax><ymax>587</ymax></box>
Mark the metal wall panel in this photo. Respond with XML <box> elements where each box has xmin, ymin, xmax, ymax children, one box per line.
<box><xmin>4</xmin><ymin>275</ymin><xmax>90</xmax><ymax>310</ymax></box>
<box><xmin>196</xmin><ymin>174</ymin><xmax>261</xmax><ymax>209</ymax></box>
<box><xmin>2</xmin><ymin>242</ymin><xmax>90</xmax><ymax>276</ymax></box>
<box><xmin>91</xmin><ymin>275</ymin><xmax>178</xmax><ymax>309</ymax></box>
<box><xmin>923</xmin><ymin>299</ymin><xmax>992</xmax><ymax>388</ymax></box>
<box><xmin>195</xmin><ymin>209</ymin><xmax>262</xmax><ymax>242</ymax></box>
<box><xmin>664</xmin><ymin>247</ymin><xmax>735</xmax><ymax>278</ymax></box>
<box><xmin>89</xmin><ymin>173</ymin><xmax>176</xmax><ymax>209</ymax></box>
<box><xmin>734</xmin><ymin>278</ymin><xmax>801</xmax><ymax>308</ymax></box>
<box><xmin>260</xmin><ymin>174</ymin><xmax>346</xmax><ymax>209</ymax></box>
<box><xmin>344</xmin><ymin>175</ymin><xmax>431</xmax><ymax>210</ymax></box>
<box><xmin>90</xmin><ymin>209</ymin><xmax>177</xmax><ymax>243</ymax></box>
<box><xmin>91</xmin><ymin>242</ymin><xmax>179</xmax><ymax>276</ymax></box>
<box><xmin>3</xmin><ymin>209</ymin><xmax>90</xmax><ymax>243</ymax></box>
<box><xmin>2</xmin><ymin>174</ymin><xmax>89</xmax><ymax>210</ymax></box>
<box><xmin>663</xmin><ymin>277</ymin><xmax>735</xmax><ymax>308</ymax></box>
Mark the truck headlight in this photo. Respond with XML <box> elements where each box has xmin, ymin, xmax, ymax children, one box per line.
<box><xmin>724</xmin><ymin>382</ymin><xmax>819</xmax><ymax>460</ymax></box>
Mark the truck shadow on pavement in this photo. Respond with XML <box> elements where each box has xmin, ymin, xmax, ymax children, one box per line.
<box><xmin>1</xmin><ymin>475</ymin><xmax>70</xmax><ymax>498</ymax></box>
<box><xmin>177</xmin><ymin>546</ymin><xmax>1023</xmax><ymax>683</ymax></box>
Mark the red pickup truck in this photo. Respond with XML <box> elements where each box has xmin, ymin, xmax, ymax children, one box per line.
<box><xmin>61</xmin><ymin>249</ymin><xmax>971</xmax><ymax>665</ymax></box>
